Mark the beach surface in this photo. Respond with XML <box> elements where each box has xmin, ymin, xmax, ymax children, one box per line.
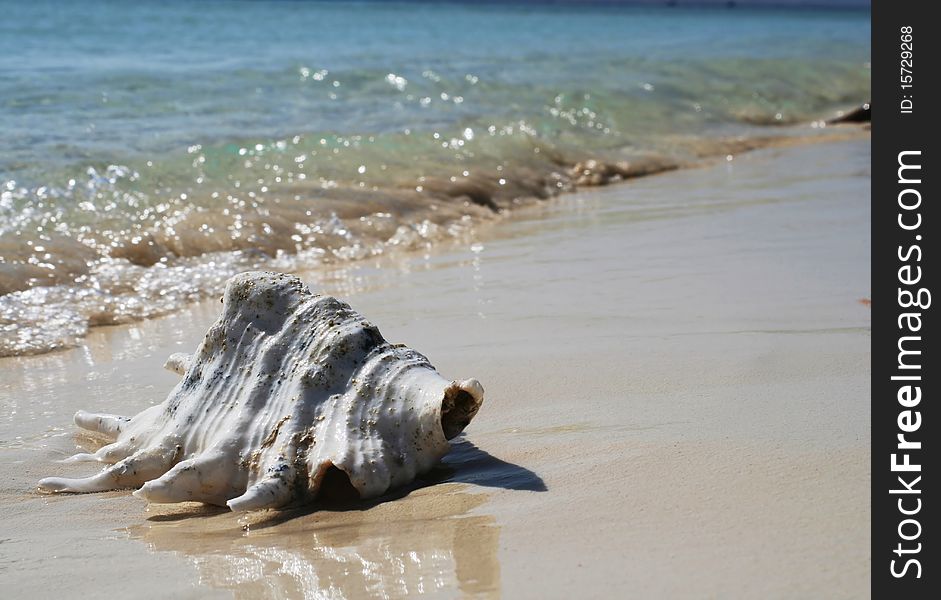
<box><xmin>0</xmin><ymin>136</ymin><xmax>871</xmax><ymax>599</ymax></box>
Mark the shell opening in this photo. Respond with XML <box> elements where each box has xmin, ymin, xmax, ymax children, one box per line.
<box><xmin>317</xmin><ymin>465</ymin><xmax>360</xmax><ymax>502</ymax></box>
<box><xmin>440</xmin><ymin>380</ymin><xmax>483</xmax><ymax>440</ymax></box>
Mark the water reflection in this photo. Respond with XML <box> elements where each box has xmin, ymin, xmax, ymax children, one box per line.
<box><xmin>130</xmin><ymin>484</ymin><xmax>500</xmax><ymax>599</ymax></box>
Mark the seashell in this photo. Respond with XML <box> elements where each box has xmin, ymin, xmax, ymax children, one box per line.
<box><xmin>38</xmin><ymin>271</ymin><xmax>484</xmax><ymax>511</ymax></box>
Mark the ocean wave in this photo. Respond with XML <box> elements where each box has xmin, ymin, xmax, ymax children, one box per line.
<box><xmin>0</xmin><ymin>119</ymin><xmax>868</xmax><ymax>357</ymax></box>
<box><xmin>0</xmin><ymin>1</ymin><xmax>871</xmax><ymax>356</ymax></box>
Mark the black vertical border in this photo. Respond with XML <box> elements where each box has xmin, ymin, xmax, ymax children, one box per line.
<box><xmin>873</xmin><ymin>1</ymin><xmax>936</xmax><ymax>597</ymax></box>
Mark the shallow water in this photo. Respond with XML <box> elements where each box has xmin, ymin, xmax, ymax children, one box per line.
<box><xmin>0</xmin><ymin>0</ymin><xmax>870</xmax><ymax>355</ymax></box>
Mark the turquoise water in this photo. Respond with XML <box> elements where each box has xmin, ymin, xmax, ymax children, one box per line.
<box><xmin>0</xmin><ymin>0</ymin><xmax>870</xmax><ymax>355</ymax></box>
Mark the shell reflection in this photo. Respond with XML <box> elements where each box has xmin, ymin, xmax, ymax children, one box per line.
<box><xmin>131</xmin><ymin>484</ymin><xmax>500</xmax><ymax>599</ymax></box>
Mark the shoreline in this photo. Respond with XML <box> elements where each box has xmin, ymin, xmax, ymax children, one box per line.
<box><xmin>0</xmin><ymin>136</ymin><xmax>870</xmax><ymax>598</ymax></box>
<box><xmin>1</xmin><ymin>120</ymin><xmax>870</xmax><ymax>359</ymax></box>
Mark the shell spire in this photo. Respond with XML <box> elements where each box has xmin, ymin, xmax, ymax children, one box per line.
<box><xmin>39</xmin><ymin>272</ymin><xmax>484</xmax><ymax>511</ymax></box>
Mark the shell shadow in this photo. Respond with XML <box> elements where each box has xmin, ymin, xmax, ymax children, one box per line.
<box><xmin>145</xmin><ymin>504</ymin><xmax>230</xmax><ymax>522</ymax></box>
<box><xmin>434</xmin><ymin>437</ymin><xmax>548</xmax><ymax>492</ymax></box>
<box><xmin>248</xmin><ymin>437</ymin><xmax>544</xmax><ymax>530</ymax></box>
<box><xmin>145</xmin><ymin>436</ymin><xmax>544</xmax><ymax>528</ymax></box>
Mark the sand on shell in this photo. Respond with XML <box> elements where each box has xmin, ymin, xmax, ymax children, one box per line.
<box><xmin>0</xmin><ymin>136</ymin><xmax>870</xmax><ymax>599</ymax></box>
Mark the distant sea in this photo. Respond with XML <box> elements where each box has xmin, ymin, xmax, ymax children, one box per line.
<box><xmin>0</xmin><ymin>0</ymin><xmax>870</xmax><ymax>355</ymax></box>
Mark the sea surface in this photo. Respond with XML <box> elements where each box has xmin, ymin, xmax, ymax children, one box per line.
<box><xmin>0</xmin><ymin>0</ymin><xmax>870</xmax><ymax>356</ymax></box>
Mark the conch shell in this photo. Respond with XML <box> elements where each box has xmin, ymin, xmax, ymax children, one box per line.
<box><xmin>38</xmin><ymin>272</ymin><xmax>484</xmax><ymax>511</ymax></box>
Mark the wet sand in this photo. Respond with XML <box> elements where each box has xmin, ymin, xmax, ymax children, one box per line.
<box><xmin>0</xmin><ymin>136</ymin><xmax>871</xmax><ymax>598</ymax></box>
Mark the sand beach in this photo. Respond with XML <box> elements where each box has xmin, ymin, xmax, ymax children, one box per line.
<box><xmin>0</xmin><ymin>134</ymin><xmax>870</xmax><ymax>598</ymax></box>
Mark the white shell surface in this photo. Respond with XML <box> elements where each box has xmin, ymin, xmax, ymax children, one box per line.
<box><xmin>38</xmin><ymin>271</ymin><xmax>484</xmax><ymax>511</ymax></box>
